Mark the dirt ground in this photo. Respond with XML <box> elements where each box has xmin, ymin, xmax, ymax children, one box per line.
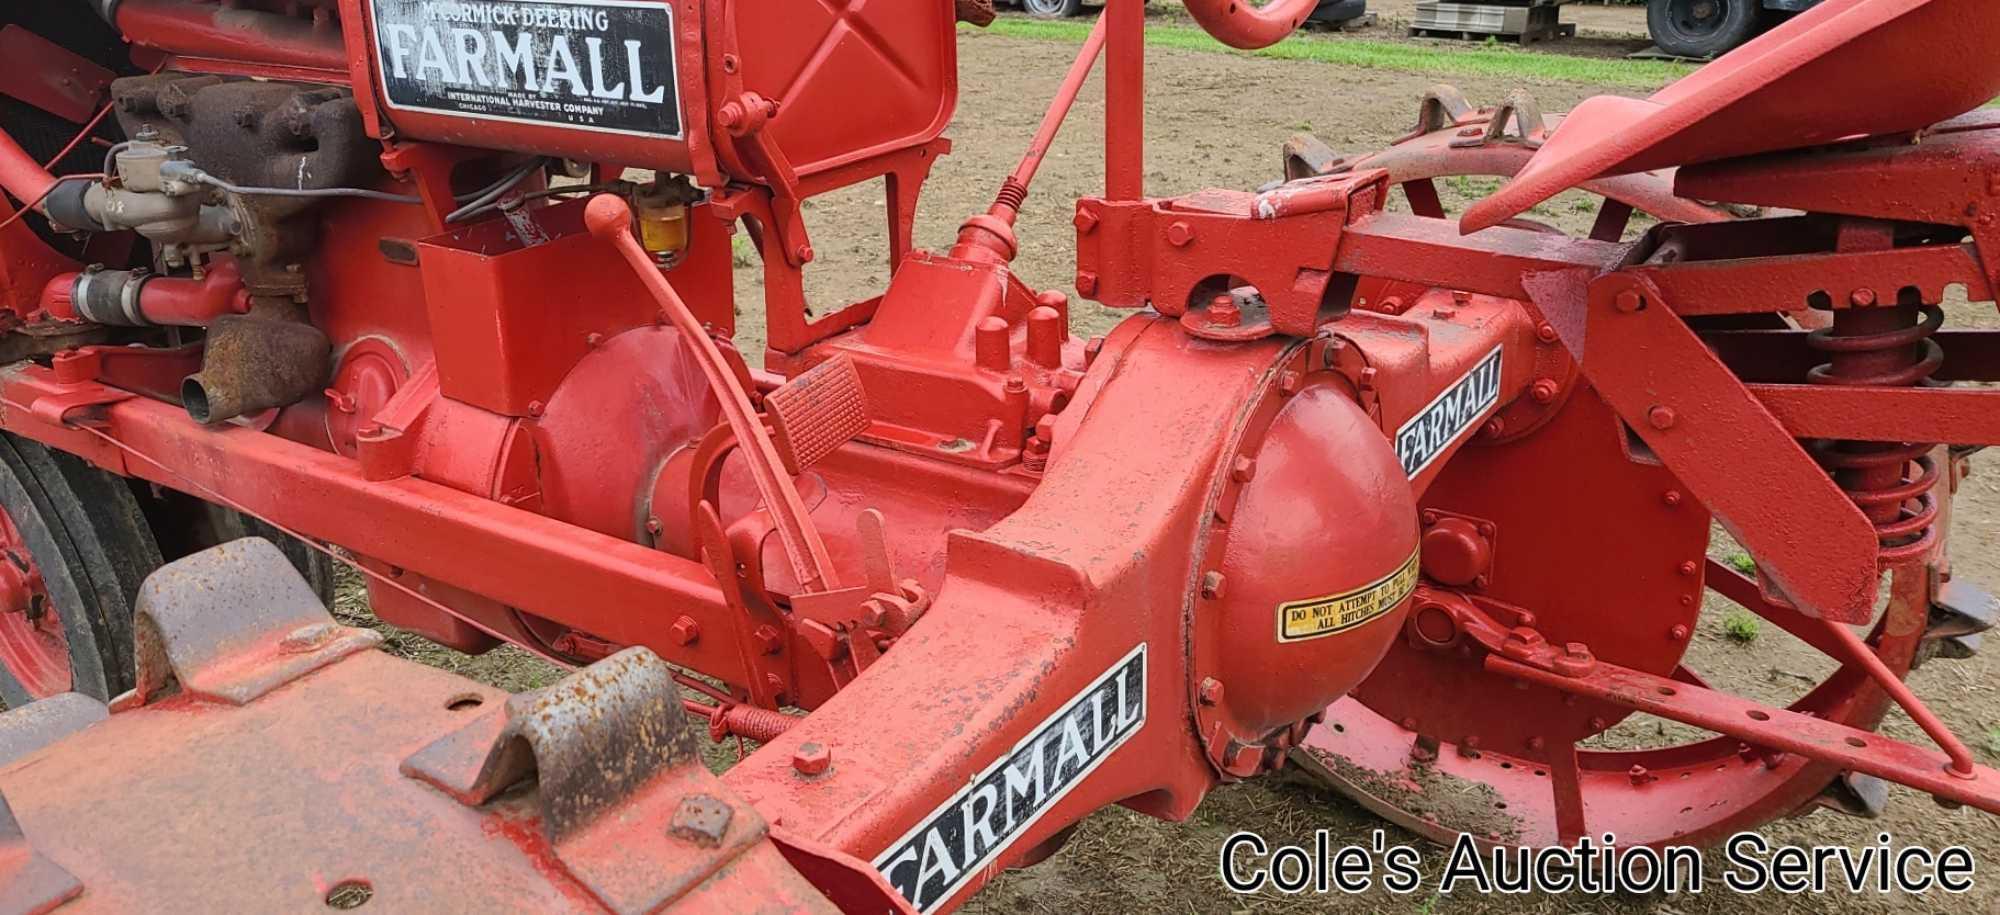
<box><xmin>342</xmin><ymin>22</ymin><xmax>2000</xmax><ymax>915</ymax></box>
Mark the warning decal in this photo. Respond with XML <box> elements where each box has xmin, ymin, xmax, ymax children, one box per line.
<box><xmin>1277</xmin><ymin>548</ymin><xmax>1420</xmax><ymax>643</ymax></box>
<box><xmin>370</xmin><ymin>0</ymin><xmax>682</xmax><ymax>139</ymax></box>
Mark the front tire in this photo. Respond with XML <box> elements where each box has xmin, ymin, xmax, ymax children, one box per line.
<box><xmin>0</xmin><ymin>436</ymin><xmax>161</xmax><ymax>706</ymax></box>
<box><xmin>1648</xmin><ymin>0</ymin><xmax>1764</xmax><ymax>59</ymax></box>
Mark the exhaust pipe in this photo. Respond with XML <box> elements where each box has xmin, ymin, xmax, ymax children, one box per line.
<box><xmin>180</xmin><ymin>303</ymin><xmax>330</xmax><ymax>425</ymax></box>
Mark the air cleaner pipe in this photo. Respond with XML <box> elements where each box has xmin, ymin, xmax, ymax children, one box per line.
<box><xmin>42</xmin><ymin>260</ymin><xmax>250</xmax><ymax>327</ymax></box>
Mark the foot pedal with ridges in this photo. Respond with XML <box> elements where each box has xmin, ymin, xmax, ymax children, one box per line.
<box><xmin>765</xmin><ymin>354</ymin><xmax>869</xmax><ymax>475</ymax></box>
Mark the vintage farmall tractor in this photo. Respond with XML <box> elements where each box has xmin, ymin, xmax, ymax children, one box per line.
<box><xmin>0</xmin><ymin>0</ymin><xmax>1995</xmax><ymax>910</ymax></box>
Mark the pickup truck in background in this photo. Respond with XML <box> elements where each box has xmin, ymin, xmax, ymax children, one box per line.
<box><xmin>1649</xmin><ymin>0</ymin><xmax>1819</xmax><ymax>58</ymax></box>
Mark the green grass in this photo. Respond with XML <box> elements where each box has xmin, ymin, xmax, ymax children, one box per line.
<box><xmin>1727</xmin><ymin>552</ymin><xmax>1756</xmax><ymax>575</ymax></box>
<box><xmin>971</xmin><ymin>18</ymin><xmax>1697</xmax><ymax>90</ymax></box>
<box><xmin>1722</xmin><ymin>609</ymin><xmax>1761</xmax><ymax>644</ymax></box>
<box><xmin>1987</xmin><ymin>726</ymin><xmax>2000</xmax><ymax>760</ymax></box>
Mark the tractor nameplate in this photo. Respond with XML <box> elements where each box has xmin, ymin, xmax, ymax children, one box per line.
<box><xmin>370</xmin><ymin>0</ymin><xmax>683</xmax><ymax>139</ymax></box>
<box><xmin>1395</xmin><ymin>345</ymin><xmax>1503</xmax><ymax>477</ymax></box>
<box><xmin>1277</xmin><ymin>548</ymin><xmax>1420</xmax><ymax>643</ymax></box>
<box><xmin>874</xmin><ymin>644</ymin><xmax>1147</xmax><ymax>912</ymax></box>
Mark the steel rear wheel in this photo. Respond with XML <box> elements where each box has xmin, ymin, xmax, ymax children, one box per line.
<box><xmin>1284</xmin><ymin>93</ymin><xmax>1933</xmax><ymax>848</ymax></box>
<box><xmin>0</xmin><ymin>435</ymin><xmax>161</xmax><ymax>706</ymax></box>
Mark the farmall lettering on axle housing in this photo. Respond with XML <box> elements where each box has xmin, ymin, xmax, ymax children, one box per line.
<box><xmin>0</xmin><ymin>0</ymin><xmax>1995</xmax><ymax>912</ymax></box>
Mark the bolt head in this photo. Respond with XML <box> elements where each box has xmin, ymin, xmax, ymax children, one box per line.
<box><xmin>671</xmin><ymin>616</ymin><xmax>700</xmax><ymax>646</ymax></box>
<box><xmin>1230</xmin><ymin>456</ymin><xmax>1257</xmax><ymax>482</ymax></box>
<box><xmin>1646</xmin><ymin>405</ymin><xmax>1677</xmax><ymax>430</ymax></box>
<box><xmin>1200</xmin><ymin>570</ymin><xmax>1227</xmax><ymax>600</ymax></box>
<box><xmin>1661</xmin><ymin>489</ymin><xmax>1684</xmax><ymax>507</ymax></box>
<box><xmin>1073</xmin><ymin>208</ymin><xmax>1098</xmax><ymax>233</ymax></box>
<box><xmin>1535</xmin><ymin>322</ymin><xmax>1558</xmax><ymax>344</ymax></box>
<box><xmin>1075</xmin><ymin>272</ymin><xmax>1099</xmax><ymax>297</ymax></box>
<box><xmin>1165</xmin><ymin>221</ymin><xmax>1195</xmax><ymax>247</ymax></box>
<box><xmin>1198</xmin><ymin>677</ymin><xmax>1224</xmax><ymax>706</ymax></box>
<box><xmin>754</xmin><ymin>625</ymin><xmax>783</xmax><ymax>655</ymax></box>
<box><xmin>1530</xmin><ymin>379</ymin><xmax>1559</xmax><ymax>404</ymax></box>
<box><xmin>1613</xmin><ymin>290</ymin><xmax>1645</xmax><ymax>313</ymax></box>
<box><xmin>1849</xmin><ymin>288</ymin><xmax>1878</xmax><ymax>307</ymax></box>
<box><xmin>792</xmin><ymin>742</ymin><xmax>832</xmax><ymax>776</ymax></box>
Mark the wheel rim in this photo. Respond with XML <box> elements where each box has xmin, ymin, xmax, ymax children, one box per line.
<box><xmin>0</xmin><ymin>503</ymin><xmax>69</xmax><ymax>699</ymax></box>
<box><xmin>1674</xmin><ymin>0</ymin><xmax>1726</xmax><ymax>36</ymax></box>
<box><xmin>1023</xmin><ymin>0</ymin><xmax>1067</xmax><ymax>13</ymax></box>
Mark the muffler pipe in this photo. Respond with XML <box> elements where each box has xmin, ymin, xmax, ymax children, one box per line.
<box><xmin>180</xmin><ymin>306</ymin><xmax>330</xmax><ymax>425</ymax></box>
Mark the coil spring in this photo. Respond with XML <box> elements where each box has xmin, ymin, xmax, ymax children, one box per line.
<box><xmin>1806</xmin><ymin>304</ymin><xmax>1944</xmax><ymax>564</ymax></box>
<box><xmin>709</xmin><ymin>703</ymin><xmax>797</xmax><ymax>744</ymax></box>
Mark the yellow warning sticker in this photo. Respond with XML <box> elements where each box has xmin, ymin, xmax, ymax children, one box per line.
<box><xmin>1277</xmin><ymin>549</ymin><xmax>1421</xmax><ymax>643</ymax></box>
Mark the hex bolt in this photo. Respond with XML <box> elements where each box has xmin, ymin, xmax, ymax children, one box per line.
<box><xmin>1613</xmin><ymin>290</ymin><xmax>1645</xmax><ymax>313</ymax></box>
<box><xmin>1849</xmin><ymin>288</ymin><xmax>1878</xmax><ymax>307</ymax></box>
<box><xmin>671</xmin><ymin>616</ymin><xmax>700</xmax><ymax>646</ymax></box>
<box><xmin>527</xmin><ymin>400</ymin><xmax>546</xmax><ymax>417</ymax></box>
<box><xmin>1669</xmin><ymin>624</ymin><xmax>1690</xmax><ymax>641</ymax></box>
<box><xmin>1530</xmin><ymin>379</ymin><xmax>1559</xmax><ymax>404</ymax></box>
<box><xmin>754</xmin><ymin>624</ymin><xmax>783</xmax><ymax>655</ymax></box>
<box><xmin>1073</xmin><ymin>208</ymin><xmax>1099</xmax><ymax>233</ymax></box>
<box><xmin>1200</xmin><ymin>570</ymin><xmax>1227</xmax><ymax>600</ymax></box>
<box><xmin>1661</xmin><ymin>489</ymin><xmax>1684</xmax><ymax>507</ymax></box>
<box><xmin>1647</xmin><ymin>405</ymin><xmax>1677</xmax><ymax>430</ymax></box>
<box><xmin>792</xmin><ymin>741</ymin><xmax>832</xmax><ymax>776</ymax></box>
<box><xmin>1535</xmin><ymin>322</ymin><xmax>1558</xmax><ymax>344</ymax></box>
<box><xmin>1165</xmin><ymin>221</ymin><xmax>1195</xmax><ymax>247</ymax></box>
<box><xmin>1230</xmin><ymin>456</ymin><xmax>1257</xmax><ymax>482</ymax></box>
<box><xmin>1076</xmin><ymin>272</ymin><xmax>1099</xmax><ymax>296</ymax></box>
<box><xmin>1678</xmin><ymin>561</ymin><xmax>1698</xmax><ymax>576</ymax></box>
<box><xmin>1209</xmin><ymin>294</ymin><xmax>1242</xmax><ymax>328</ymax></box>
<box><xmin>1198</xmin><ymin>677</ymin><xmax>1224</xmax><ymax>706</ymax></box>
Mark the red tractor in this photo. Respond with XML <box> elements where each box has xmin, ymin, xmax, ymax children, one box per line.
<box><xmin>0</xmin><ymin>0</ymin><xmax>1993</xmax><ymax>911</ymax></box>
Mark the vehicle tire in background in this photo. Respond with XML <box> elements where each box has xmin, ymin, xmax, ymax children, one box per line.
<box><xmin>1023</xmin><ymin>0</ymin><xmax>1084</xmax><ymax>18</ymax></box>
<box><xmin>1309</xmin><ymin>0</ymin><xmax>1368</xmax><ymax>24</ymax></box>
<box><xmin>0</xmin><ymin>436</ymin><xmax>162</xmax><ymax>706</ymax></box>
<box><xmin>1648</xmin><ymin>0</ymin><xmax>1764</xmax><ymax>59</ymax></box>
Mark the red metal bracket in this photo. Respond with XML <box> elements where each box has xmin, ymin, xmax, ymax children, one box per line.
<box><xmin>1076</xmin><ymin>170</ymin><xmax>1390</xmax><ymax>337</ymax></box>
<box><xmin>1561</xmin><ymin>273</ymin><xmax>1882</xmax><ymax>622</ymax></box>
